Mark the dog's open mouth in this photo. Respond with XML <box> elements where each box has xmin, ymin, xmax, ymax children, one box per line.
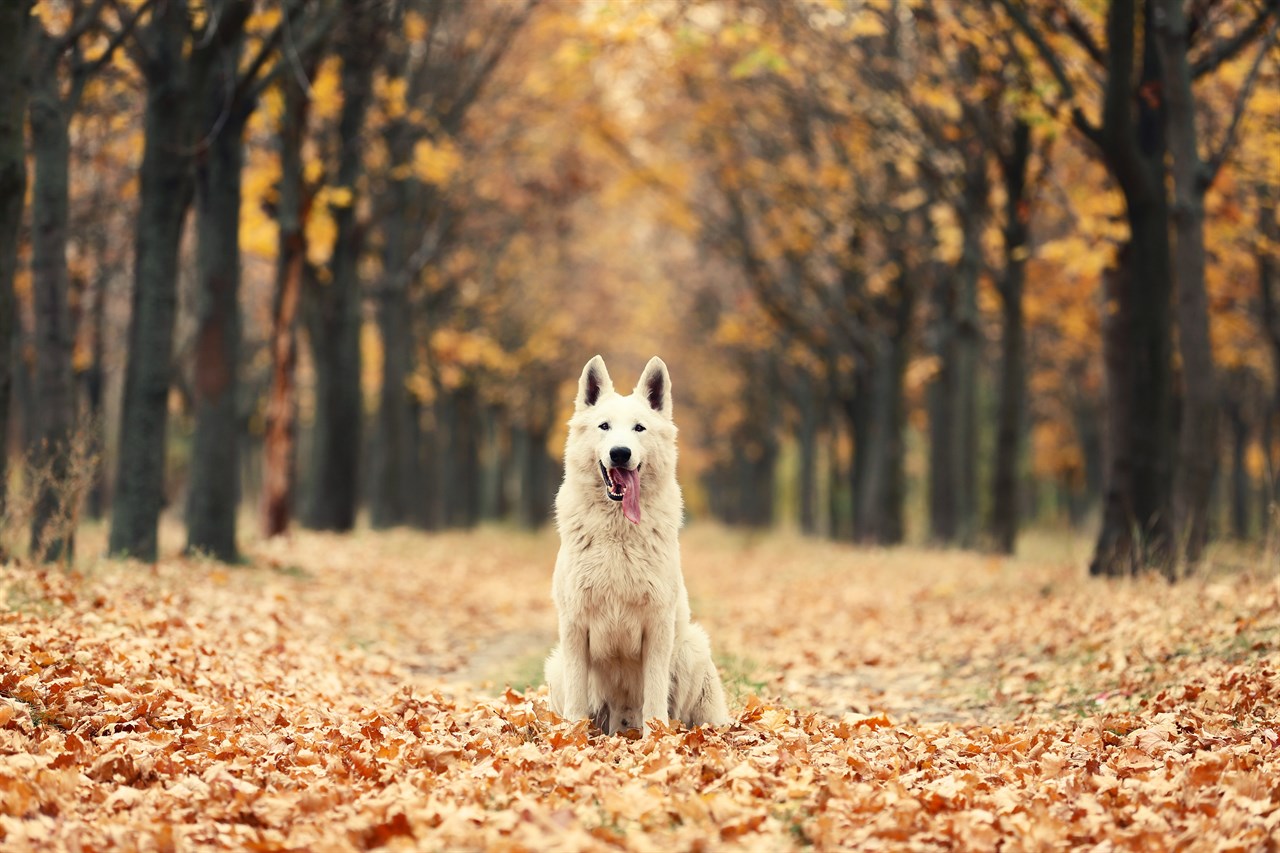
<box><xmin>599</xmin><ymin>461</ymin><xmax>642</xmax><ymax>524</ymax></box>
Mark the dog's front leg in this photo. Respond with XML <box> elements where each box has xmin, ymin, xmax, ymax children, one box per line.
<box><xmin>559</xmin><ymin>618</ymin><xmax>592</xmax><ymax>721</ymax></box>
<box><xmin>640</xmin><ymin>620</ymin><xmax>675</xmax><ymax>736</ymax></box>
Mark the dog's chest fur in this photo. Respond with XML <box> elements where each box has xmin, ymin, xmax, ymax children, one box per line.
<box><xmin>554</xmin><ymin>515</ymin><xmax>681</xmax><ymax>663</ymax></box>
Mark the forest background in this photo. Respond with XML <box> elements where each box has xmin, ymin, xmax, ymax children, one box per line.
<box><xmin>0</xmin><ymin>0</ymin><xmax>1278</xmax><ymax>574</ymax></box>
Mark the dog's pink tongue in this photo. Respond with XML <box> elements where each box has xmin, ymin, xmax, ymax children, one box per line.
<box><xmin>616</xmin><ymin>467</ymin><xmax>641</xmax><ymax>524</ymax></box>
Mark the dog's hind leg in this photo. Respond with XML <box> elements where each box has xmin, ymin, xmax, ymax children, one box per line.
<box><xmin>669</xmin><ymin>624</ymin><xmax>730</xmax><ymax>728</ymax></box>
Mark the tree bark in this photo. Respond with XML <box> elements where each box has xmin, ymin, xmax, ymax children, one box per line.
<box><xmin>109</xmin><ymin>0</ymin><xmax>196</xmax><ymax>561</ymax></box>
<box><xmin>1155</xmin><ymin>0</ymin><xmax>1219</xmax><ymax>568</ymax></box>
<box><xmin>302</xmin><ymin>3</ymin><xmax>379</xmax><ymax>532</ymax></box>
<box><xmin>1226</xmin><ymin>396</ymin><xmax>1249</xmax><ymax>539</ymax></box>
<box><xmin>370</xmin><ymin>136</ymin><xmax>422</xmax><ymax>529</ymax></box>
<box><xmin>0</xmin><ymin>0</ymin><xmax>31</xmax><ymax>540</ymax></box>
<box><xmin>1091</xmin><ymin>251</ymin><xmax>1138</xmax><ymax>575</ymax></box>
<box><xmin>794</xmin><ymin>370</ymin><xmax>818</xmax><ymax>534</ymax></box>
<box><xmin>989</xmin><ymin>120</ymin><xmax>1032</xmax><ymax>555</ymax></box>
<box><xmin>26</xmin><ymin>50</ymin><xmax>78</xmax><ymax>561</ymax></box>
<box><xmin>927</xmin><ymin>272</ymin><xmax>959</xmax><ymax>543</ymax></box>
<box><xmin>186</xmin><ymin>30</ymin><xmax>249</xmax><ymax>562</ymax></box>
<box><xmin>262</xmin><ymin>68</ymin><xmax>313</xmax><ymax>539</ymax></box>
<box><xmin>953</xmin><ymin>156</ymin><xmax>986</xmax><ymax>547</ymax></box>
<box><xmin>853</xmin><ymin>273</ymin><xmax>913</xmax><ymax>545</ymax></box>
<box><xmin>1259</xmin><ymin>185</ymin><xmax>1280</xmax><ymax>519</ymax></box>
<box><xmin>1089</xmin><ymin>0</ymin><xmax>1175</xmax><ymax>577</ymax></box>
<box><xmin>478</xmin><ymin>403</ymin><xmax>504</xmax><ymax>522</ymax></box>
<box><xmin>83</xmin><ymin>268</ymin><xmax>108</xmax><ymax>519</ymax></box>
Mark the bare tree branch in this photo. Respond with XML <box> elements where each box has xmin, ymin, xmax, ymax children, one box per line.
<box><xmin>439</xmin><ymin>0</ymin><xmax>541</xmax><ymax>135</ymax></box>
<box><xmin>1190</xmin><ymin>0</ymin><xmax>1278</xmax><ymax>78</ymax></box>
<box><xmin>75</xmin><ymin>0</ymin><xmax>157</xmax><ymax>79</ymax></box>
<box><xmin>991</xmin><ymin>0</ymin><xmax>1105</xmax><ymax>149</ymax></box>
<box><xmin>244</xmin><ymin>0</ymin><xmax>339</xmax><ymax>103</ymax></box>
<box><xmin>1051</xmin><ymin>1</ymin><xmax>1106</xmax><ymax>67</ymax></box>
<box><xmin>57</xmin><ymin>0</ymin><xmax>111</xmax><ymax>52</ymax></box>
<box><xmin>1202</xmin><ymin>16</ymin><xmax>1277</xmax><ymax>187</ymax></box>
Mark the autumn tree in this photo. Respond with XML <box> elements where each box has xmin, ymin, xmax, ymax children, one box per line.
<box><xmin>186</xmin><ymin>0</ymin><xmax>333</xmax><ymax>561</ymax></box>
<box><xmin>997</xmin><ymin>0</ymin><xmax>1275</xmax><ymax>575</ymax></box>
<box><xmin>261</xmin><ymin>54</ymin><xmax>319</xmax><ymax>539</ymax></box>
<box><xmin>1154</xmin><ymin>0</ymin><xmax>1276</xmax><ymax>564</ymax></box>
<box><xmin>297</xmin><ymin>0</ymin><xmax>385</xmax><ymax>532</ymax></box>
<box><xmin>109</xmin><ymin>0</ymin><xmax>203</xmax><ymax>560</ymax></box>
<box><xmin>0</xmin><ymin>0</ymin><xmax>32</xmax><ymax>542</ymax></box>
<box><xmin>24</xmin><ymin>0</ymin><xmax>148</xmax><ymax>561</ymax></box>
<box><xmin>365</xmin><ymin>0</ymin><xmax>537</xmax><ymax>529</ymax></box>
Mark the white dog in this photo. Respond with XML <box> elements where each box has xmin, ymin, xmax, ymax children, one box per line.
<box><xmin>545</xmin><ymin>355</ymin><xmax>729</xmax><ymax>736</ymax></box>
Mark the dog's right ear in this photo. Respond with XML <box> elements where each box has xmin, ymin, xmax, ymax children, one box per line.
<box><xmin>576</xmin><ymin>355</ymin><xmax>613</xmax><ymax>410</ymax></box>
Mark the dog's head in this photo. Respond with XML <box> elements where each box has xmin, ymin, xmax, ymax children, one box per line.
<box><xmin>565</xmin><ymin>355</ymin><xmax>677</xmax><ymax>524</ymax></box>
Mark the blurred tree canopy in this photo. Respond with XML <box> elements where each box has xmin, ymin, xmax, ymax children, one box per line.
<box><xmin>1</xmin><ymin>0</ymin><xmax>1277</xmax><ymax>574</ymax></box>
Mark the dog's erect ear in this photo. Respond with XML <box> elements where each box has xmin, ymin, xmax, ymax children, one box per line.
<box><xmin>635</xmin><ymin>356</ymin><xmax>672</xmax><ymax>418</ymax></box>
<box><xmin>576</xmin><ymin>355</ymin><xmax>613</xmax><ymax>410</ymax></box>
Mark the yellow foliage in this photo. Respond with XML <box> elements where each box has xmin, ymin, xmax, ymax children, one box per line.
<box><xmin>31</xmin><ymin>0</ymin><xmax>71</xmax><ymax>33</ymax></box>
<box><xmin>376</xmin><ymin>76</ymin><xmax>408</xmax><ymax>121</ymax></box>
<box><xmin>306</xmin><ymin>205</ymin><xmax>336</xmax><ymax>268</ymax></box>
<box><xmin>361</xmin><ymin>321</ymin><xmax>383</xmax><ymax>410</ymax></box>
<box><xmin>905</xmin><ymin>354</ymin><xmax>941</xmax><ymax>395</ymax></box>
<box><xmin>404</xmin><ymin>11</ymin><xmax>428</xmax><ymax>43</ymax></box>
<box><xmin>847</xmin><ymin>13</ymin><xmax>887</xmax><ymax>38</ymax></box>
<box><xmin>246</xmin><ymin>6</ymin><xmax>281</xmax><ymax>36</ymax></box>
<box><xmin>412</xmin><ymin>138</ymin><xmax>462</xmax><ymax>186</ymax></box>
<box><xmin>1246</xmin><ymin>441</ymin><xmax>1266</xmax><ymax>481</ymax></box>
<box><xmin>326</xmin><ymin>186</ymin><xmax>354</xmax><ymax>209</ymax></box>
<box><xmin>1031</xmin><ymin>420</ymin><xmax>1084</xmax><ymax>484</ymax></box>
<box><xmin>928</xmin><ymin>204</ymin><xmax>963</xmax><ymax>264</ymax></box>
<box><xmin>240</xmin><ymin>148</ymin><xmax>280</xmax><ymax>260</ymax></box>
<box><xmin>310</xmin><ymin>58</ymin><xmax>344</xmax><ymax>125</ymax></box>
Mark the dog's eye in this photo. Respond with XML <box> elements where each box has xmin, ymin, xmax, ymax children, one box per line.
<box><xmin>598</xmin><ymin>422</ymin><xmax>610</xmax><ymax>431</ymax></box>
<box><xmin>633</xmin><ymin>424</ymin><xmax>646</xmax><ymax>432</ymax></box>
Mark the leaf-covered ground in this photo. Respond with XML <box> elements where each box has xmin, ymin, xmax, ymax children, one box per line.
<box><xmin>3</xmin><ymin>525</ymin><xmax>1278</xmax><ymax>850</ymax></box>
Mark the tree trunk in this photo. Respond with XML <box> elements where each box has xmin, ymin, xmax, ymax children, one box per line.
<box><xmin>512</xmin><ymin>399</ymin><xmax>556</xmax><ymax>529</ymax></box>
<box><xmin>479</xmin><ymin>403</ymin><xmax>504</xmax><ymax>522</ymax></box>
<box><xmin>27</xmin><ymin>66</ymin><xmax>77</xmax><ymax>561</ymax></box>
<box><xmin>186</xmin><ymin>56</ymin><xmax>249</xmax><ymax>561</ymax></box>
<box><xmin>854</xmin><ymin>280</ymin><xmax>913</xmax><ymax>545</ymax></box>
<box><xmin>1089</xmin><ymin>0</ymin><xmax>1175</xmax><ymax>577</ymax></box>
<box><xmin>847</xmin><ymin>365</ymin><xmax>874</xmax><ymax>542</ymax></box>
<box><xmin>1258</xmin><ymin>185</ymin><xmax>1280</xmax><ymax>522</ymax></box>
<box><xmin>927</xmin><ymin>275</ymin><xmax>959</xmax><ymax>543</ymax></box>
<box><xmin>1155</xmin><ymin>0</ymin><xmax>1218</xmax><ymax>568</ymax></box>
<box><xmin>109</xmin><ymin>0</ymin><xmax>195</xmax><ymax>561</ymax></box>
<box><xmin>370</xmin><ymin>151</ymin><xmax>421</xmax><ymax>528</ymax></box>
<box><xmin>302</xmin><ymin>6</ymin><xmax>378</xmax><ymax>532</ymax></box>
<box><xmin>990</xmin><ymin>120</ymin><xmax>1031</xmax><ymax>555</ymax></box>
<box><xmin>880</xmin><ymin>282</ymin><xmax>914</xmax><ymax>545</ymax></box>
<box><xmin>451</xmin><ymin>385</ymin><xmax>481</xmax><ymax>527</ymax></box>
<box><xmin>83</xmin><ymin>270</ymin><xmax>108</xmax><ymax>519</ymax></box>
<box><xmin>1091</xmin><ymin>252</ymin><xmax>1138</xmax><ymax>575</ymax></box>
<box><xmin>1227</xmin><ymin>398</ymin><xmax>1249</xmax><ymax>540</ymax></box>
<box><xmin>262</xmin><ymin>69</ymin><xmax>312</xmax><ymax>539</ymax></box>
<box><xmin>0</xmin><ymin>0</ymin><xmax>31</xmax><ymax>540</ymax></box>
<box><xmin>795</xmin><ymin>370</ymin><xmax>818</xmax><ymax>534</ymax></box>
<box><xmin>1124</xmin><ymin>199</ymin><xmax>1176</xmax><ymax>571</ymax></box>
<box><xmin>954</xmin><ymin>157</ymin><xmax>986</xmax><ymax>547</ymax></box>
<box><xmin>529</xmin><ymin>423</ymin><xmax>557</xmax><ymax>527</ymax></box>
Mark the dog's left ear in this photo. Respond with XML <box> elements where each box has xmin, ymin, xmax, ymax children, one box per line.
<box><xmin>635</xmin><ymin>356</ymin><xmax>672</xmax><ymax>419</ymax></box>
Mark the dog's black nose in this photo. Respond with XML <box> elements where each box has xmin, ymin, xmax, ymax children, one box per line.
<box><xmin>609</xmin><ymin>446</ymin><xmax>631</xmax><ymax>465</ymax></box>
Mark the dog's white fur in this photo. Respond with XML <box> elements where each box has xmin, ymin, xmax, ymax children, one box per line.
<box><xmin>545</xmin><ymin>355</ymin><xmax>729</xmax><ymax>735</ymax></box>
